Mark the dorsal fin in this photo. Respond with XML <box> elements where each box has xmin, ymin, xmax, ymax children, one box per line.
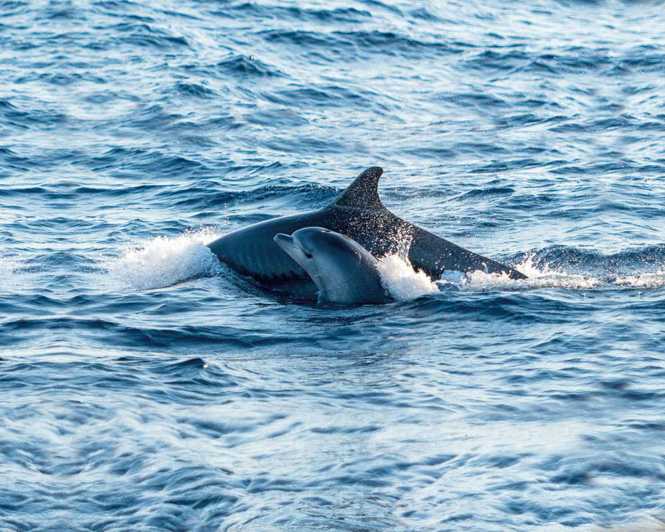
<box><xmin>332</xmin><ymin>167</ymin><xmax>384</xmax><ymax>209</ymax></box>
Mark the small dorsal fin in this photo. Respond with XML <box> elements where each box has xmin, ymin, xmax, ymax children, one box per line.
<box><xmin>332</xmin><ymin>167</ymin><xmax>384</xmax><ymax>209</ymax></box>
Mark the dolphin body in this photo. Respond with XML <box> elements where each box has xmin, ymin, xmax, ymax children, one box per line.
<box><xmin>207</xmin><ymin>167</ymin><xmax>526</xmax><ymax>297</ymax></box>
<box><xmin>274</xmin><ymin>227</ymin><xmax>390</xmax><ymax>305</ymax></box>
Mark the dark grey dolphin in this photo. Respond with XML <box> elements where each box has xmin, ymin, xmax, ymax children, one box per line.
<box><xmin>207</xmin><ymin>167</ymin><xmax>526</xmax><ymax>296</ymax></box>
<box><xmin>274</xmin><ymin>227</ymin><xmax>390</xmax><ymax>305</ymax></box>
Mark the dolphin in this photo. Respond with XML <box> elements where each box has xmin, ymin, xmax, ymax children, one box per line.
<box><xmin>274</xmin><ymin>227</ymin><xmax>390</xmax><ymax>305</ymax></box>
<box><xmin>207</xmin><ymin>167</ymin><xmax>526</xmax><ymax>296</ymax></box>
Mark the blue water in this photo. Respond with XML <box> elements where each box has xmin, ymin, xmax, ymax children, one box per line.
<box><xmin>2</xmin><ymin>0</ymin><xmax>665</xmax><ymax>529</ymax></box>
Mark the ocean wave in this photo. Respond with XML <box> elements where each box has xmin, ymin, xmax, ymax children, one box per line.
<box><xmin>173</xmin><ymin>82</ymin><xmax>216</xmax><ymax>99</ymax></box>
<box><xmin>0</xmin><ymin>98</ymin><xmax>67</xmax><ymax>129</ymax></box>
<box><xmin>511</xmin><ymin>245</ymin><xmax>665</xmax><ymax>275</ymax></box>
<box><xmin>210</xmin><ymin>3</ymin><xmax>372</xmax><ymax>24</ymax></box>
<box><xmin>216</xmin><ymin>54</ymin><xmax>284</xmax><ymax>78</ymax></box>
<box><xmin>0</xmin><ymin>256</ymin><xmax>20</xmax><ymax>294</ymax></box>
<box><xmin>158</xmin><ymin>180</ymin><xmax>336</xmax><ymax>211</ymax></box>
<box><xmin>99</xmin><ymin>22</ymin><xmax>190</xmax><ymax>50</ymax></box>
<box><xmin>84</xmin><ymin>146</ymin><xmax>206</xmax><ymax>177</ymax></box>
<box><xmin>257</xmin><ymin>28</ymin><xmax>455</xmax><ymax>60</ymax></box>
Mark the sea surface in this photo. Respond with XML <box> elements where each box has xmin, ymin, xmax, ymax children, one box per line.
<box><xmin>2</xmin><ymin>0</ymin><xmax>665</xmax><ymax>530</ymax></box>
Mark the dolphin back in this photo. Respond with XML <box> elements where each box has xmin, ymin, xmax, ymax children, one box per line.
<box><xmin>207</xmin><ymin>211</ymin><xmax>327</xmax><ymax>284</ymax></box>
<box><xmin>407</xmin><ymin>224</ymin><xmax>527</xmax><ymax>280</ymax></box>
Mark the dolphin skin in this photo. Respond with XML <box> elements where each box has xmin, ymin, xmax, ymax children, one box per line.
<box><xmin>207</xmin><ymin>167</ymin><xmax>526</xmax><ymax>295</ymax></box>
<box><xmin>274</xmin><ymin>227</ymin><xmax>390</xmax><ymax>305</ymax></box>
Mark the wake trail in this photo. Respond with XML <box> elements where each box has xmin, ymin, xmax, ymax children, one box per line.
<box><xmin>377</xmin><ymin>251</ymin><xmax>665</xmax><ymax>300</ymax></box>
<box><xmin>448</xmin><ymin>255</ymin><xmax>665</xmax><ymax>291</ymax></box>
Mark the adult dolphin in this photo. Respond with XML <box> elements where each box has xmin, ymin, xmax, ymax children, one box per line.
<box><xmin>207</xmin><ymin>167</ymin><xmax>526</xmax><ymax>295</ymax></box>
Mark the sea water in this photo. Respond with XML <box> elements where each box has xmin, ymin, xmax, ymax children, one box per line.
<box><xmin>1</xmin><ymin>0</ymin><xmax>665</xmax><ymax>529</ymax></box>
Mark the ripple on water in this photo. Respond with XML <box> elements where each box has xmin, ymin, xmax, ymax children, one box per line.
<box><xmin>1</xmin><ymin>0</ymin><xmax>665</xmax><ymax>529</ymax></box>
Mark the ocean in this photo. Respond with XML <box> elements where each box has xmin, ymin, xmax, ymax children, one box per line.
<box><xmin>1</xmin><ymin>0</ymin><xmax>665</xmax><ymax>529</ymax></box>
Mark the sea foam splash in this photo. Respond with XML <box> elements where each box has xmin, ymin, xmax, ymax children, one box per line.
<box><xmin>108</xmin><ymin>229</ymin><xmax>222</xmax><ymax>290</ymax></box>
<box><xmin>614</xmin><ymin>272</ymin><xmax>665</xmax><ymax>289</ymax></box>
<box><xmin>375</xmin><ymin>252</ymin><xmax>603</xmax><ymax>301</ymax></box>
<box><xmin>377</xmin><ymin>254</ymin><xmax>440</xmax><ymax>301</ymax></box>
<box><xmin>378</xmin><ymin>251</ymin><xmax>665</xmax><ymax>300</ymax></box>
<box><xmin>455</xmin><ymin>255</ymin><xmax>665</xmax><ymax>291</ymax></box>
<box><xmin>460</xmin><ymin>255</ymin><xmax>601</xmax><ymax>290</ymax></box>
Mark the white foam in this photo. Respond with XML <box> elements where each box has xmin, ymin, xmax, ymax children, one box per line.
<box><xmin>460</xmin><ymin>255</ymin><xmax>602</xmax><ymax>290</ymax></box>
<box><xmin>375</xmin><ymin>252</ymin><xmax>607</xmax><ymax>302</ymax></box>
<box><xmin>453</xmin><ymin>255</ymin><xmax>665</xmax><ymax>291</ymax></box>
<box><xmin>377</xmin><ymin>254</ymin><xmax>440</xmax><ymax>301</ymax></box>
<box><xmin>108</xmin><ymin>229</ymin><xmax>222</xmax><ymax>290</ymax></box>
<box><xmin>615</xmin><ymin>271</ymin><xmax>665</xmax><ymax>289</ymax></box>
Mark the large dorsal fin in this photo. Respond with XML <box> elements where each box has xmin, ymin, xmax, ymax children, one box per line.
<box><xmin>332</xmin><ymin>166</ymin><xmax>384</xmax><ymax>209</ymax></box>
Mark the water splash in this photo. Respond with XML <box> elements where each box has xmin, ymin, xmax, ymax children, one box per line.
<box><xmin>458</xmin><ymin>255</ymin><xmax>665</xmax><ymax>291</ymax></box>
<box><xmin>377</xmin><ymin>254</ymin><xmax>439</xmax><ymax>301</ymax></box>
<box><xmin>375</xmin><ymin>250</ymin><xmax>608</xmax><ymax>302</ymax></box>
<box><xmin>389</xmin><ymin>225</ymin><xmax>415</xmax><ymax>259</ymax></box>
<box><xmin>374</xmin><ymin>248</ymin><xmax>665</xmax><ymax>304</ymax></box>
<box><xmin>108</xmin><ymin>229</ymin><xmax>222</xmax><ymax>290</ymax></box>
<box><xmin>615</xmin><ymin>272</ymin><xmax>665</xmax><ymax>289</ymax></box>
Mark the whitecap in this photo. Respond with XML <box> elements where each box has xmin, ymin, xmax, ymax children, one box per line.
<box><xmin>108</xmin><ymin>228</ymin><xmax>222</xmax><ymax>290</ymax></box>
<box><xmin>460</xmin><ymin>255</ymin><xmax>602</xmax><ymax>290</ymax></box>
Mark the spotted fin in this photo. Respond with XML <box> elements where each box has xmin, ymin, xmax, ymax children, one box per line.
<box><xmin>332</xmin><ymin>166</ymin><xmax>384</xmax><ymax>209</ymax></box>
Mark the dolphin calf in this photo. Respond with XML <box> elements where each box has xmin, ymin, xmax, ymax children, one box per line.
<box><xmin>274</xmin><ymin>227</ymin><xmax>390</xmax><ymax>305</ymax></box>
<box><xmin>207</xmin><ymin>167</ymin><xmax>525</xmax><ymax>296</ymax></box>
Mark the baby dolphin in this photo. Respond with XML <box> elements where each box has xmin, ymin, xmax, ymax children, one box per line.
<box><xmin>273</xmin><ymin>227</ymin><xmax>390</xmax><ymax>305</ymax></box>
